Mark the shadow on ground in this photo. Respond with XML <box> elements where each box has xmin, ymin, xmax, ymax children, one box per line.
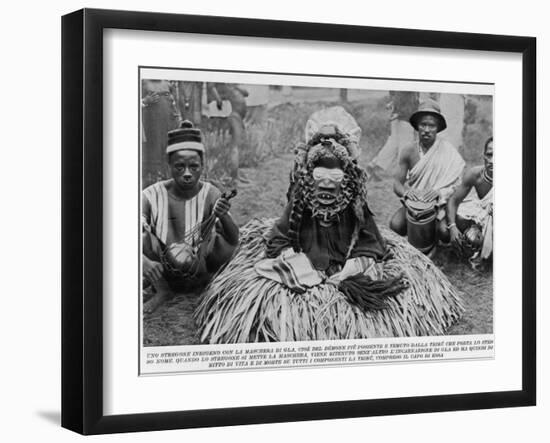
<box><xmin>36</xmin><ymin>410</ymin><xmax>60</xmax><ymax>426</ymax></box>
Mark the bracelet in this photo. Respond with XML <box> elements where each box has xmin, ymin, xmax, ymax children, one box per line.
<box><xmin>447</xmin><ymin>223</ymin><xmax>457</xmax><ymax>230</ymax></box>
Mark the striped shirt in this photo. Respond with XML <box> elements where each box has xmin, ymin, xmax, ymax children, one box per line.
<box><xmin>142</xmin><ymin>180</ymin><xmax>217</xmax><ymax>246</ymax></box>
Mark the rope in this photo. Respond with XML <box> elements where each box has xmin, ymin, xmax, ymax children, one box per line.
<box><xmin>159</xmin><ymin>188</ymin><xmax>238</xmax><ymax>279</ymax></box>
<box><xmin>482</xmin><ymin>167</ymin><xmax>493</xmax><ymax>185</ymax></box>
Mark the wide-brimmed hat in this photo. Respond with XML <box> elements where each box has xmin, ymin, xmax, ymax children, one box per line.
<box><xmin>409</xmin><ymin>99</ymin><xmax>447</xmax><ymax>132</ymax></box>
<box><xmin>166</xmin><ymin>120</ymin><xmax>205</xmax><ymax>155</ymax></box>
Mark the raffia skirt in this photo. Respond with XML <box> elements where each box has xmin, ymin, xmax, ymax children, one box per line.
<box><xmin>195</xmin><ymin>218</ymin><xmax>463</xmax><ymax>344</ymax></box>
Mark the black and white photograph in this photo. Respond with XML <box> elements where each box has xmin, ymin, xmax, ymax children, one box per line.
<box><xmin>140</xmin><ymin>69</ymin><xmax>494</xmax><ymax>373</ymax></box>
<box><xmin>1</xmin><ymin>0</ymin><xmax>544</xmax><ymax>439</ymax></box>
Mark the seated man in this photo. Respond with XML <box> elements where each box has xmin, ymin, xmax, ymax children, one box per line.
<box><xmin>446</xmin><ymin>137</ymin><xmax>493</xmax><ymax>266</ymax></box>
<box><xmin>142</xmin><ymin>120</ymin><xmax>239</xmax><ymax>314</ymax></box>
<box><xmin>256</xmin><ymin>108</ymin><xmax>404</xmax><ymax>308</ymax></box>
<box><xmin>390</xmin><ymin>99</ymin><xmax>465</xmax><ymax>246</ymax></box>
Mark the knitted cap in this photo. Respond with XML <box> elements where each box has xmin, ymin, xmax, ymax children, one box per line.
<box><xmin>166</xmin><ymin>120</ymin><xmax>205</xmax><ymax>155</ymax></box>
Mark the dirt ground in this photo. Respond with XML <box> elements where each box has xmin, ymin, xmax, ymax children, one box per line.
<box><xmin>143</xmin><ymin>90</ymin><xmax>493</xmax><ymax>346</ymax></box>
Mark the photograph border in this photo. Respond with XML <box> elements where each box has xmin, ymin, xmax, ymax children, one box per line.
<box><xmin>138</xmin><ymin>66</ymin><xmax>496</xmax><ymax>373</ymax></box>
<box><xmin>61</xmin><ymin>8</ymin><xmax>536</xmax><ymax>435</ymax></box>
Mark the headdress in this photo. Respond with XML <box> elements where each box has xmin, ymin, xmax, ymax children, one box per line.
<box><xmin>286</xmin><ymin>106</ymin><xmax>371</xmax><ymax>251</ymax></box>
<box><xmin>304</xmin><ymin>106</ymin><xmax>361</xmax><ymax>160</ymax></box>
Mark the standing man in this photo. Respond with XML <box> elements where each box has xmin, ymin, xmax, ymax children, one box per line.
<box><xmin>141</xmin><ymin>79</ymin><xmax>180</xmax><ymax>182</ymax></box>
<box><xmin>446</xmin><ymin>137</ymin><xmax>493</xmax><ymax>266</ymax></box>
<box><xmin>243</xmin><ymin>84</ymin><xmax>270</xmax><ymax>126</ymax></box>
<box><xmin>175</xmin><ymin>81</ymin><xmax>203</xmax><ymax>125</ymax></box>
<box><xmin>367</xmin><ymin>90</ymin><xmax>418</xmax><ymax>179</ymax></box>
<box><xmin>389</xmin><ymin>99</ymin><xmax>465</xmax><ymax>243</ymax></box>
<box><xmin>206</xmin><ymin>83</ymin><xmax>250</xmax><ymax>184</ymax></box>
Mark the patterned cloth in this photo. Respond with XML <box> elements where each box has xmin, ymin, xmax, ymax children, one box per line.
<box><xmin>255</xmin><ymin>248</ymin><xmax>324</xmax><ymax>293</ymax></box>
<box><xmin>255</xmin><ymin>248</ymin><xmax>377</xmax><ymax>293</ymax></box>
<box><xmin>142</xmin><ymin>180</ymin><xmax>213</xmax><ymax>245</ymax></box>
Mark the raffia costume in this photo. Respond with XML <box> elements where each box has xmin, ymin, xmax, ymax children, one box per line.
<box><xmin>196</xmin><ymin>107</ymin><xmax>463</xmax><ymax>343</ymax></box>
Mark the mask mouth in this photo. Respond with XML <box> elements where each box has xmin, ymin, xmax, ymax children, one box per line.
<box><xmin>314</xmin><ymin>190</ymin><xmax>337</xmax><ymax>206</ymax></box>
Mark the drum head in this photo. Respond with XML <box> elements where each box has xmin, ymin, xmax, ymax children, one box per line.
<box><xmin>406</xmin><ymin>199</ymin><xmax>435</xmax><ymax>211</ymax></box>
<box><xmin>405</xmin><ymin>199</ymin><xmax>437</xmax><ymax>220</ymax></box>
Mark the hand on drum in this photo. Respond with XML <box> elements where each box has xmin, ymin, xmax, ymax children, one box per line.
<box><xmin>405</xmin><ymin>188</ymin><xmax>439</xmax><ymax>203</ymax></box>
<box><xmin>449</xmin><ymin>225</ymin><xmax>463</xmax><ymax>249</ymax></box>
<box><xmin>404</xmin><ymin>189</ymin><xmax>421</xmax><ymax>201</ymax></box>
<box><xmin>421</xmin><ymin>189</ymin><xmax>440</xmax><ymax>202</ymax></box>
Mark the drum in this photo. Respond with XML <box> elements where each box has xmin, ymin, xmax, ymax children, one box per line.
<box><xmin>405</xmin><ymin>199</ymin><xmax>437</xmax><ymax>254</ymax></box>
<box><xmin>461</xmin><ymin>224</ymin><xmax>483</xmax><ymax>258</ymax></box>
<box><xmin>161</xmin><ymin>240</ymin><xmax>201</xmax><ymax>279</ymax></box>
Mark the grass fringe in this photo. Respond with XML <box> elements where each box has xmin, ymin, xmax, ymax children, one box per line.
<box><xmin>195</xmin><ymin>218</ymin><xmax>464</xmax><ymax>343</ymax></box>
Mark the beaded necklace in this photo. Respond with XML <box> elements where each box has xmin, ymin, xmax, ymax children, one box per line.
<box><xmin>482</xmin><ymin>167</ymin><xmax>493</xmax><ymax>185</ymax></box>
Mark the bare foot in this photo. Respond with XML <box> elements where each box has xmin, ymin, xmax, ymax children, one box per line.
<box><xmin>143</xmin><ymin>292</ymin><xmax>168</xmax><ymax>315</ymax></box>
<box><xmin>143</xmin><ymin>281</ymin><xmax>172</xmax><ymax>315</ymax></box>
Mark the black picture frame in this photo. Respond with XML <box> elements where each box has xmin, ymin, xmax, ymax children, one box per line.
<box><xmin>62</xmin><ymin>8</ymin><xmax>536</xmax><ymax>435</ymax></box>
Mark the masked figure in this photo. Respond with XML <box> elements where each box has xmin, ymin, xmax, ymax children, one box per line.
<box><xmin>196</xmin><ymin>107</ymin><xmax>463</xmax><ymax>343</ymax></box>
<box><xmin>259</xmin><ymin>113</ymin><xmax>391</xmax><ymax>294</ymax></box>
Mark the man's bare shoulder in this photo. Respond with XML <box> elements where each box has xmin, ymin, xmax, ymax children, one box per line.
<box><xmin>201</xmin><ymin>181</ymin><xmax>223</xmax><ymax>209</ymax></box>
<box><xmin>204</xmin><ymin>181</ymin><xmax>222</xmax><ymax>198</ymax></box>
<box><xmin>399</xmin><ymin>142</ymin><xmax>417</xmax><ymax>161</ymax></box>
<box><xmin>463</xmin><ymin>165</ymin><xmax>483</xmax><ymax>186</ymax></box>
